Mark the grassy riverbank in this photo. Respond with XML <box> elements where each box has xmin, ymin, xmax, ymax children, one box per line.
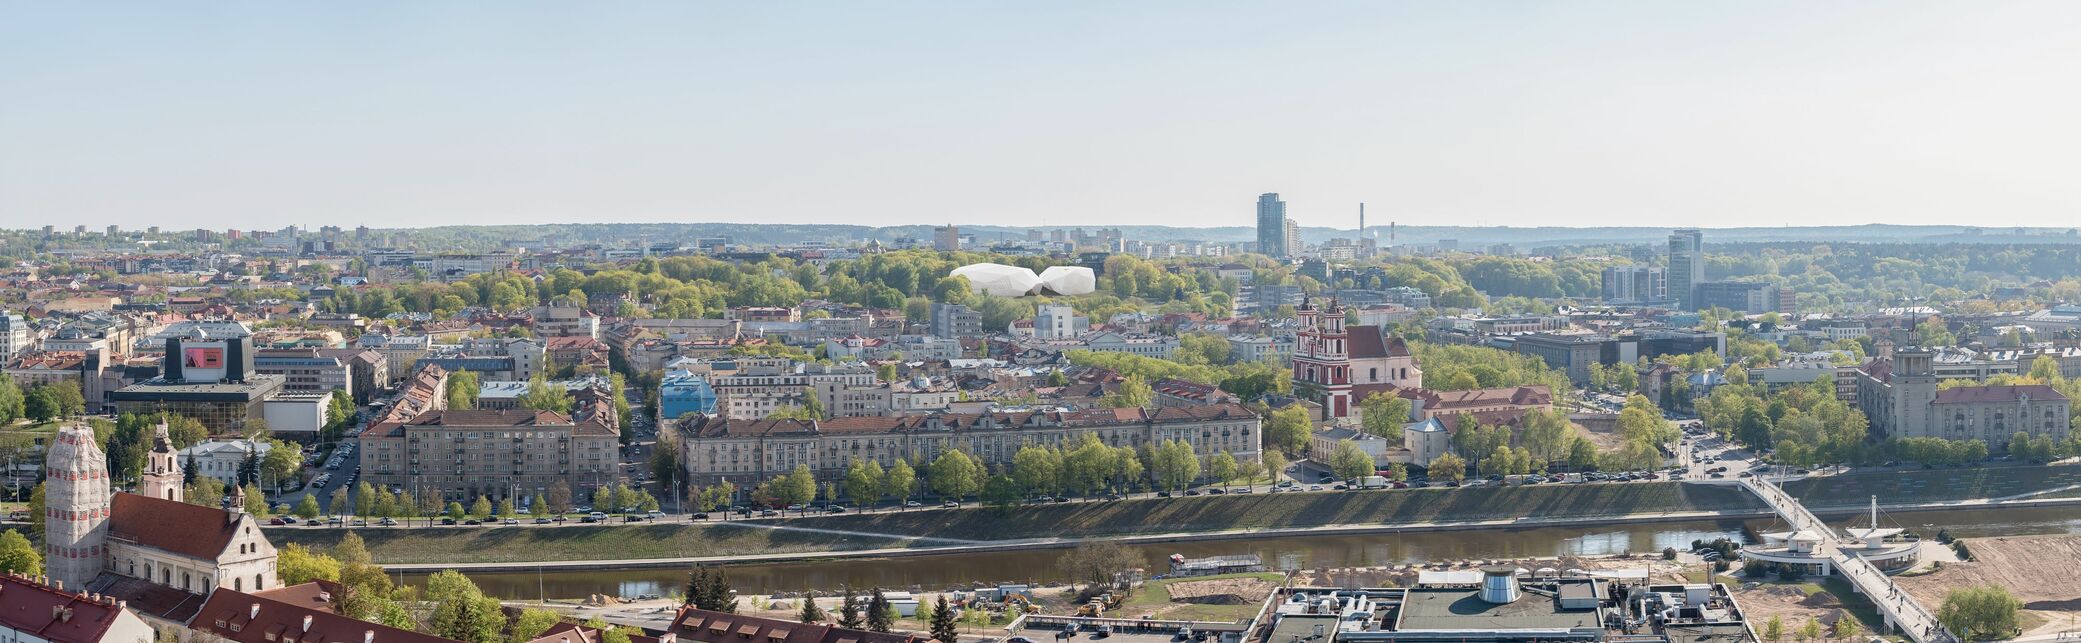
<box><xmin>269</xmin><ymin>522</ymin><xmax>916</xmax><ymax>565</ymax></box>
<box><xmin>1782</xmin><ymin>464</ymin><xmax>2081</xmax><ymax>510</ymax></box>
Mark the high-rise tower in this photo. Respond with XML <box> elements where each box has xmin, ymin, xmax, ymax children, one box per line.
<box><xmin>45</xmin><ymin>423</ymin><xmax>110</xmax><ymax>590</ymax></box>
<box><xmin>1668</xmin><ymin>229</ymin><xmax>1705</xmax><ymax>310</ymax></box>
<box><xmin>140</xmin><ymin>419</ymin><xmax>184</xmax><ymax>502</ymax></box>
<box><xmin>1256</xmin><ymin>193</ymin><xmax>1288</xmax><ymax>258</ymax></box>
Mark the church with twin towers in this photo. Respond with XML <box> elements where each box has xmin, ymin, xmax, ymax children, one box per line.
<box><xmin>43</xmin><ymin>420</ymin><xmax>280</xmax><ymax>598</ymax></box>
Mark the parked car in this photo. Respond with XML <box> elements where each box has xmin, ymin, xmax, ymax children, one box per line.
<box><xmin>535</xmin><ymin>517</ymin><xmax>554</xmax><ymax>524</ymax></box>
<box><xmin>646</xmin><ymin>510</ymin><xmax>667</xmax><ymax>519</ymax></box>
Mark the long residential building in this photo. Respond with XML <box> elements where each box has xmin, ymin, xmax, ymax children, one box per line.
<box><xmin>677</xmin><ymin>404</ymin><xmax>1261</xmax><ymax>486</ymax></box>
<box><xmin>360</xmin><ymin>404</ymin><xmax>620</xmax><ymax>501</ymax></box>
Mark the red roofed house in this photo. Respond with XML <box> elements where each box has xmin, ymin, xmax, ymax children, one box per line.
<box><xmin>667</xmin><ymin>607</ymin><xmax>917</xmax><ymax>643</ymax></box>
<box><xmin>0</xmin><ymin>572</ymin><xmax>154</xmax><ymax>643</ymax></box>
<box><xmin>191</xmin><ymin>584</ymin><xmax>457</xmax><ymax>643</ymax></box>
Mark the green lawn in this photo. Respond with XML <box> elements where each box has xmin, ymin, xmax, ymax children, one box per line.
<box><xmin>770</xmin><ymin>482</ymin><xmax>1765</xmax><ymax>541</ymax></box>
<box><xmin>1780</xmin><ymin>465</ymin><xmax>2081</xmax><ymax>510</ymax></box>
<box><xmin>1116</xmin><ymin>571</ymin><xmax>1287</xmax><ymax>622</ymax></box>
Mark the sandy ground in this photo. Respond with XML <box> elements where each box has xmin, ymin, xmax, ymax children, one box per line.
<box><xmin>1895</xmin><ymin>535</ymin><xmax>2081</xmax><ymax>638</ymax></box>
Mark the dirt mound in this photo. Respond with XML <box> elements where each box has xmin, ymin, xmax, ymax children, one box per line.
<box><xmin>1896</xmin><ymin>535</ymin><xmax>2081</xmax><ymax>607</ymax></box>
<box><xmin>1798</xmin><ymin>592</ymin><xmax>1842</xmax><ymax>609</ymax></box>
<box><xmin>1167</xmin><ymin>578</ymin><xmax>1277</xmax><ymax>605</ymax></box>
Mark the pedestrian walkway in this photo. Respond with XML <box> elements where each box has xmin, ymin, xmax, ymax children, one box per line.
<box><xmin>1741</xmin><ymin>477</ymin><xmax>1956</xmax><ymax>643</ymax></box>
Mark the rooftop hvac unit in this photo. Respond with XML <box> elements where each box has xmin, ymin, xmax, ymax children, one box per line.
<box><xmin>1480</xmin><ymin>566</ymin><xmax>1521</xmax><ymax>604</ymax></box>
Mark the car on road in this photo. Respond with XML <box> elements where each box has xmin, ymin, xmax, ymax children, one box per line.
<box><xmin>646</xmin><ymin>510</ymin><xmax>667</xmax><ymax>519</ymax></box>
<box><xmin>503</xmin><ymin>518</ymin><xmax>519</xmax><ymax>525</ymax></box>
<box><xmin>691</xmin><ymin>513</ymin><xmax>708</xmax><ymax>520</ymax></box>
<box><xmin>441</xmin><ymin>518</ymin><xmax>457</xmax><ymax>525</ymax></box>
<box><xmin>535</xmin><ymin>517</ymin><xmax>553</xmax><ymax>524</ymax></box>
<box><xmin>378</xmin><ymin>518</ymin><xmax>397</xmax><ymax>526</ymax></box>
<box><xmin>942</xmin><ymin>500</ymin><xmax>959</xmax><ymax>508</ymax></box>
<box><xmin>904</xmin><ymin>501</ymin><xmax>922</xmax><ymax>508</ymax></box>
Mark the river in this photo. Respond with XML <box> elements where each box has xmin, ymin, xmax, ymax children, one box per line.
<box><xmin>412</xmin><ymin>505</ymin><xmax>2081</xmax><ymax>600</ymax></box>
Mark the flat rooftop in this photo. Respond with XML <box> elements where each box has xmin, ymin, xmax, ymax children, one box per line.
<box><xmin>112</xmin><ymin>375</ymin><xmax>285</xmax><ymax>400</ymax></box>
<box><xmin>1394</xmin><ymin>589</ymin><xmax>1600</xmax><ymax>632</ymax></box>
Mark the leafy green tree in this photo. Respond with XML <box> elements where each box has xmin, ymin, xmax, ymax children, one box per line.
<box><xmin>1329</xmin><ymin>440</ymin><xmax>1374</xmax><ymax>479</ymax></box>
<box><xmin>844</xmin><ymin>459</ymin><xmax>885</xmax><ymax>505</ymax></box>
<box><xmin>278</xmin><ymin>543</ymin><xmax>342</xmax><ymax>584</ymax></box>
<box><xmin>1939</xmin><ymin>584</ymin><xmax>2021</xmax><ymax>641</ymax></box>
<box><xmin>427</xmin><ymin>570</ymin><xmax>508</xmax><ymax>643</ymax></box>
<box><xmin>1263</xmin><ymin>405</ymin><xmax>1311</xmax><ymax>454</ymax></box>
<box><xmin>1428</xmin><ymin>453</ymin><xmax>1467</xmax><ymax>483</ymax></box>
<box><xmin>1100</xmin><ymin>375</ymin><xmax>1154</xmax><ymax>409</ymax></box>
<box><xmin>0</xmin><ymin>529</ymin><xmax>40</xmax><ymax>576</ymax></box>
<box><xmin>1359</xmin><ymin>393</ymin><xmax>1411</xmax><ymax>441</ymax></box>
<box><xmin>0</xmin><ymin>375</ymin><xmax>24</xmax><ymax>425</ymax></box>
<box><xmin>1208</xmin><ymin>451</ymin><xmax>1239</xmax><ymax>488</ymax></box>
<box><xmin>1261</xmin><ymin>450</ymin><xmax>1288</xmax><ymax>484</ymax></box>
<box><xmin>982</xmin><ymin>474</ymin><xmax>1022</xmax><ymax>511</ymax></box>
<box><xmin>928</xmin><ymin>450</ymin><xmax>983</xmax><ymax>498</ymax></box>
<box><xmin>446</xmin><ymin>370</ymin><xmax>481</xmax><ymax>410</ymax></box>
<box><xmin>1012</xmin><ymin>443</ymin><xmax>1062</xmax><ymax>497</ymax></box>
<box><xmin>519</xmin><ymin>373</ymin><xmax>573</xmax><ymax>413</ymax></box>
<box><xmin>509</xmin><ymin>609</ymin><xmax>565</xmax><ymax>643</ymax></box>
<box><xmin>294</xmin><ymin>494</ymin><xmax>321</xmax><ymax>519</ymax></box>
<box><xmin>882</xmin><ymin>460</ymin><xmax>916</xmax><ymax>504</ymax></box>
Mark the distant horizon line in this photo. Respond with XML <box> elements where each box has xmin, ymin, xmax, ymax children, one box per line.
<box><xmin>23</xmin><ymin>221</ymin><xmax>2072</xmax><ymax>234</ymax></box>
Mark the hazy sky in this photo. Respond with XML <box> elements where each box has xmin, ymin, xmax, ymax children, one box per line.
<box><xmin>5</xmin><ymin>2</ymin><xmax>2081</xmax><ymax>231</ymax></box>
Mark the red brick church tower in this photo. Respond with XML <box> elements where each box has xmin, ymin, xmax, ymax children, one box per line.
<box><xmin>1292</xmin><ymin>295</ymin><xmax>1354</xmax><ymax>419</ymax></box>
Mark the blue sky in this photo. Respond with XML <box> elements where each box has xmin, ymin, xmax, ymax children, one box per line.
<box><xmin>4</xmin><ymin>2</ymin><xmax>2080</xmax><ymax>230</ymax></box>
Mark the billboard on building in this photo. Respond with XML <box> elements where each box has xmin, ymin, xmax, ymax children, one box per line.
<box><xmin>183</xmin><ymin>347</ymin><xmax>224</xmax><ymax>369</ymax></box>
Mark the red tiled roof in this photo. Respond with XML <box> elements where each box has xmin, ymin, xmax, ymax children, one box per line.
<box><xmin>108</xmin><ymin>492</ymin><xmax>241</xmax><ymax>561</ymax></box>
<box><xmin>667</xmin><ymin>607</ymin><xmax>915</xmax><ymax>643</ymax></box>
<box><xmin>1345</xmin><ymin>326</ymin><xmax>1411</xmax><ymax>359</ymax></box>
<box><xmin>1932</xmin><ymin>384</ymin><xmax>2068</xmax><ymax>404</ymax></box>
<box><xmin>92</xmin><ymin>575</ymin><xmax>207</xmax><ymax>623</ymax></box>
<box><xmin>193</xmin><ymin>586</ymin><xmax>458</xmax><ymax>643</ymax></box>
<box><xmin>0</xmin><ymin>573</ymin><xmax>137</xmax><ymax>643</ymax></box>
<box><xmin>1411</xmin><ymin>385</ymin><xmax>1553</xmax><ymax>409</ymax></box>
<box><xmin>251</xmin><ymin>580</ymin><xmax>344</xmax><ymax>614</ymax></box>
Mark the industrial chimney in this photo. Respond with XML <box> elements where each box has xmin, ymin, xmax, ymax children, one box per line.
<box><xmin>1479</xmin><ymin>566</ymin><xmax>1522</xmax><ymax>604</ymax></box>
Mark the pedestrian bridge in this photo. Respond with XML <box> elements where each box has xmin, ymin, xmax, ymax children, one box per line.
<box><xmin>1738</xmin><ymin>477</ymin><xmax>1955</xmax><ymax>643</ymax></box>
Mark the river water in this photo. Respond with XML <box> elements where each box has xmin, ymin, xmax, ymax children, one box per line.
<box><xmin>414</xmin><ymin>505</ymin><xmax>2081</xmax><ymax>600</ymax></box>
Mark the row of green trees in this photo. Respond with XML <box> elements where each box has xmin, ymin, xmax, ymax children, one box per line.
<box><xmin>738</xmin><ymin>435</ymin><xmax>1294</xmax><ymax>511</ymax></box>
